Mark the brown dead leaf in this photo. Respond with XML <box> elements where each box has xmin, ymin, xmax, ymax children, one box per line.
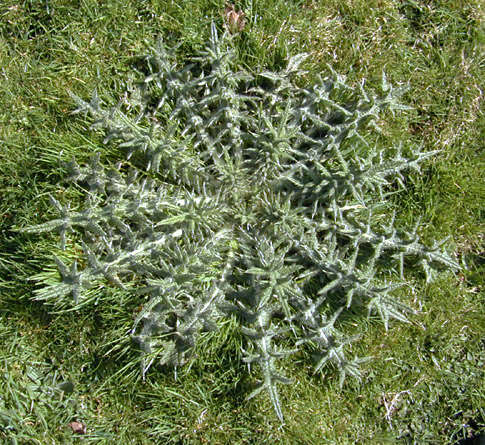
<box><xmin>223</xmin><ymin>3</ymin><xmax>246</xmax><ymax>33</ymax></box>
<box><xmin>68</xmin><ymin>421</ymin><xmax>87</xmax><ymax>435</ymax></box>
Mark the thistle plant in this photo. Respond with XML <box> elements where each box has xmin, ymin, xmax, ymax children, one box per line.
<box><xmin>24</xmin><ymin>25</ymin><xmax>458</xmax><ymax>422</ymax></box>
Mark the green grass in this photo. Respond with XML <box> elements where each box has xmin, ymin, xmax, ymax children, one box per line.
<box><xmin>0</xmin><ymin>0</ymin><xmax>483</xmax><ymax>443</ymax></box>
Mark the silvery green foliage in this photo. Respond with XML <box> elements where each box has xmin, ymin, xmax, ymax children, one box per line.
<box><xmin>25</xmin><ymin>25</ymin><xmax>458</xmax><ymax>421</ymax></box>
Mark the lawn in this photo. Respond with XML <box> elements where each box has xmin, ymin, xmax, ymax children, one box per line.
<box><xmin>0</xmin><ymin>1</ymin><xmax>483</xmax><ymax>443</ymax></box>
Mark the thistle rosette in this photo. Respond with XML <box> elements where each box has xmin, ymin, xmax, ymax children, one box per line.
<box><xmin>24</xmin><ymin>24</ymin><xmax>458</xmax><ymax>422</ymax></box>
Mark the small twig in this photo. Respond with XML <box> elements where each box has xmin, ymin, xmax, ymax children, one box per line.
<box><xmin>382</xmin><ymin>390</ymin><xmax>410</xmax><ymax>428</ymax></box>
